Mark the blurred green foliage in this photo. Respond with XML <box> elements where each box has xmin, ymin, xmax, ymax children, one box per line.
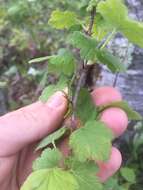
<box><xmin>0</xmin><ymin>0</ymin><xmax>92</xmax><ymax>108</ymax></box>
<box><xmin>0</xmin><ymin>0</ymin><xmax>66</xmax><ymax>108</ymax></box>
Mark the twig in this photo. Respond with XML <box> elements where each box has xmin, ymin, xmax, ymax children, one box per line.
<box><xmin>87</xmin><ymin>7</ymin><xmax>96</xmax><ymax>36</ymax></box>
<box><xmin>71</xmin><ymin>69</ymin><xmax>87</xmax><ymax>129</ymax></box>
<box><xmin>71</xmin><ymin>7</ymin><xmax>96</xmax><ymax>128</ymax></box>
<box><xmin>69</xmin><ymin>72</ymin><xmax>77</xmax><ymax>88</ymax></box>
<box><xmin>113</xmin><ymin>73</ymin><xmax>119</xmax><ymax>87</ymax></box>
<box><xmin>72</xmin><ymin>69</ymin><xmax>87</xmax><ymax>110</ymax></box>
<box><xmin>72</xmin><ymin>6</ymin><xmax>96</xmax><ymax>104</ymax></box>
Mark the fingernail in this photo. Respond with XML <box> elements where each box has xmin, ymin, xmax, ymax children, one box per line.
<box><xmin>47</xmin><ymin>92</ymin><xmax>65</xmax><ymax>108</ymax></box>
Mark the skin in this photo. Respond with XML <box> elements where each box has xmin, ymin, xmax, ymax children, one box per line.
<box><xmin>100</xmin><ymin>108</ymin><xmax>128</xmax><ymax>137</ymax></box>
<box><xmin>0</xmin><ymin>87</ymin><xmax>127</xmax><ymax>190</ymax></box>
<box><xmin>97</xmin><ymin>147</ymin><xmax>122</xmax><ymax>182</ymax></box>
<box><xmin>91</xmin><ymin>86</ymin><xmax>122</xmax><ymax>106</ymax></box>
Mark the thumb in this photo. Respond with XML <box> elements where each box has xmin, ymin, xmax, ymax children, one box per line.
<box><xmin>0</xmin><ymin>92</ymin><xmax>67</xmax><ymax>157</ymax></box>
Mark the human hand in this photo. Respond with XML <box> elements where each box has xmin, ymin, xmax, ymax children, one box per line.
<box><xmin>0</xmin><ymin>87</ymin><xmax>128</xmax><ymax>190</ymax></box>
<box><xmin>0</xmin><ymin>92</ymin><xmax>67</xmax><ymax>190</ymax></box>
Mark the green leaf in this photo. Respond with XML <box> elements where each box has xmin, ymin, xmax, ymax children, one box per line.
<box><xmin>49</xmin><ymin>10</ymin><xmax>79</xmax><ymax>29</ymax></box>
<box><xmin>120</xmin><ymin>167</ymin><xmax>136</xmax><ymax>183</ymax></box>
<box><xmin>103</xmin><ymin>178</ymin><xmax>119</xmax><ymax>189</ymax></box>
<box><xmin>76</xmin><ymin>88</ymin><xmax>97</xmax><ymax>123</ymax></box>
<box><xmin>39</xmin><ymin>77</ymin><xmax>67</xmax><ymax>102</ymax></box>
<box><xmin>121</xmin><ymin>19</ymin><xmax>143</xmax><ymax>48</ymax></box>
<box><xmin>39</xmin><ymin>85</ymin><xmax>60</xmax><ymax>102</ymax></box>
<box><xmin>69</xmin><ymin>31</ymin><xmax>98</xmax><ymax>60</ymax></box>
<box><xmin>98</xmin><ymin>101</ymin><xmax>142</xmax><ymax>120</ymax></box>
<box><xmin>29</xmin><ymin>56</ymin><xmax>51</xmax><ymax>64</ymax></box>
<box><xmin>97</xmin><ymin>0</ymin><xmax>143</xmax><ymax>48</ymax></box>
<box><xmin>97</xmin><ymin>0</ymin><xmax>128</xmax><ymax>28</ymax></box>
<box><xmin>21</xmin><ymin>168</ymin><xmax>79</xmax><ymax>190</ymax></box>
<box><xmin>69</xmin><ymin>24</ymin><xmax>83</xmax><ymax>32</ymax></box>
<box><xmin>29</xmin><ymin>49</ymin><xmax>76</xmax><ymax>76</ymax></box>
<box><xmin>69</xmin><ymin>31</ymin><xmax>126</xmax><ymax>73</ymax></box>
<box><xmin>48</xmin><ymin>48</ymin><xmax>76</xmax><ymax>76</ymax></box>
<box><xmin>69</xmin><ymin>160</ymin><xmax>103</xmax><ymax>190</ymax></box>
<box><xmin>33</xmin><ymin>148</ymin><xmax>62</xmax><ymax>171</ymax></box>
<box><xmin>96</xmin><ymin>49</ymin><xmax>126</xmax><ymax>73</ymax></box>
<box><xmin>69</xmin><ymin>121</ymin><xmax>113</xmax><ymax>162</ymax></box>
<box><xmin>36</xmin><ymin>127</ymin><xmax>67</xmax><ymax>151</ymax></box>
<box><xmin>68</xmin><ymin>159</ymin><xmax>99</xmax><ymax>174</ymax></box>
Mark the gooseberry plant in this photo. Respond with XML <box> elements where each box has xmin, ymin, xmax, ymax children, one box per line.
<box><xmin>21</xmin><ymin>0</ymin><xmax>143</xmax><ymax>189</ymax></box>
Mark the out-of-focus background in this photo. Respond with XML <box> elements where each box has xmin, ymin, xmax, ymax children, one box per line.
<box><xmin>0</xmin><ymin>0</ymin><xmax>143</xmax><ymax>189</ymax></box>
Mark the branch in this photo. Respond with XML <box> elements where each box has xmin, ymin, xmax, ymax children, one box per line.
<box><xmin>71</xmin><ymin>68</ymin><xmax>88</xmax><ymax>129</ymax></box>
<box><xmin>71</xmin><ymin>7</ymin><xmax>96</xmax><ymax>128</ymax></box>
<box><xmin>72</xmin><ymin>69</ymin><xmax>87</xmax><ymax>110</ymax></box>
<box><xmin>87</xmin><ymin>7</ymin><xmax>96</xmax><ymax>36</ymax></box>
<box><xmin>113</xmin><ymin>73</ymin><xmax>119</xmax><ymax>87</ymax></box>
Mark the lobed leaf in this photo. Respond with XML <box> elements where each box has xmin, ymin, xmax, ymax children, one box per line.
<box><xmin>21</xmin><ymin>168</ymin><xmax>79</xmax><ymax>190</ymax></box>
<box><xmin>48</xmin><ymin>48</ymin><xmax>76</xmax><ymax>76</ymax></box>
<box><xmin>98</xmin><ymin>0</ymin><xmax>143</xmax><ymax>48</ymax></box>
<box><xmin>69</xmin><ymin>31</ymin><xmax>98</xmax><ymax>60</ymax></box>
<box><xmin>69</xmin><ymin>160</ymin><xmax>103</xmax><ymax>190</ymax></box>
<box><xmin>69</xmin><ymin>121</ymin><xmax>113</xmax><ymax>162</ymax></box>
<box><xmin>33</xmin><ymin>148</ymin><xmax>62</xmax><ymax>171</ymax></box>
<box><xmin>69</xmin><ymin>31</ymin><xmax>125</xmax><ymax>72</ymax></box>
<box><xmin>49</xmin><ymin>10</ymin><xmax>79</xmax><ymax>30</ymax></box>
<box><xmin>97</xmin><ymin>0</ymin><xmax>128</xmax><ymax>28</ymax></box>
